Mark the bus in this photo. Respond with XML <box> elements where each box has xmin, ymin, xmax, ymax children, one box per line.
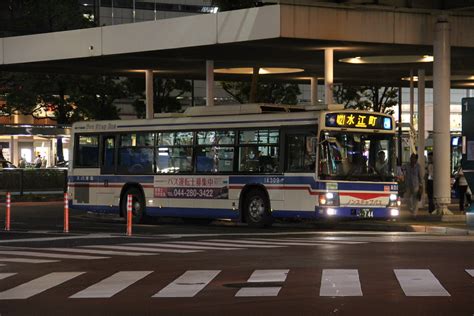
<box><xmin>68</xmin><ymin>103</ymin><xmax>400</xmax><ymax>227</ymax></box>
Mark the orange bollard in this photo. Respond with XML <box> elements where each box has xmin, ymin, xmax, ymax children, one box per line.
<box><xmin>5</xmin><ymin>192</ymin><xmax>11</xmax><ymax>231</ymax></box>
<box><xmin>126</xmin><ymin>194</ymin><xmax>132</xmax><ymax>236</ymax></box>
<box><xmin>63</xmin><ymin>192</ymin><xmax>69</xmax><ymax>233</ymax></box>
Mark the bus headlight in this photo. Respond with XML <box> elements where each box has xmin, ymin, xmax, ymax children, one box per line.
<box><xmin>390</xmin><ymin>209</ymin><xmax>400</xmax><ymax>217</ymax></box>
<box><xmin>319</xmin><ymin>192</ymin><xmax>339</xmax><ymax>206</ymax></box>
<box><xmin>327</xmin><ymin>208</ymin><xmax>337</xmax><ymax>216</ymax></box>
<box><xmin>388</xmin><ymin>194</ymin><xmax>400</xmax><ymax>207</ymax></box>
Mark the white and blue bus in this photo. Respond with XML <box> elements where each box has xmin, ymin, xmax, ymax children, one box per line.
<box><xmin>68</xmin><ymin>104</ymin><xmax>399</xmax><ymax>227</ymax></box>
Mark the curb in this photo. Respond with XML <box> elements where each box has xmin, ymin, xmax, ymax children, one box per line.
<box><xmin>409</xmin><ymin>224</ymin><xmax>474</xmax><ymax>235</ymax></box>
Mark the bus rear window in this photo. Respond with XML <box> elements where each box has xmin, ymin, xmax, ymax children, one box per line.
<box><xmin>75</xmin><ymin>135</ymin><xmax>99</xmax><ymax>168</ymax></box>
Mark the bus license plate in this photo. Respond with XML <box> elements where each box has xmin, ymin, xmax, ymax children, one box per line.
<box><xmin>359</xmin><ymin>209</ymin><xmax>373</xmax><ymax>218</ymax></box>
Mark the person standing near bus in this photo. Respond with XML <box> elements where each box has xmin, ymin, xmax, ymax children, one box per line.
<box><xmin>455</xmin><ymin>161</ymin><xmax>472</xmax><ymax>213</ymax></box>
<box><xmin>426</xmin><ymin>152</ymin><xmax>435</xmax><ymax>214</ymax></box>
<box><xmin>404</xmin><ymin>153</ymin><xmax>422</xmax><ymax>216</ymax></box>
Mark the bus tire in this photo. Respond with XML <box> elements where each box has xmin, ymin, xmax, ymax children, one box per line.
<box><xmin>244</xmin><ymin>189</ymin><xmax>272</xmax><ymax>228</ymax></box>
<box><xmin>121</xmin><ymin>187</ymin><xmax>146</xmax><ymax>224</ymax></box>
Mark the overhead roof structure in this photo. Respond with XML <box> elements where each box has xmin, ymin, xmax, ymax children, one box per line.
<box><xmin>1</xmin><ymin>2</ymin><xmax>474</xmax><ymax>88</ymax></box>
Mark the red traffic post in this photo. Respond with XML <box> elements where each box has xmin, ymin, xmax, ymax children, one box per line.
<box><xmin>5</xmin><ymin>192</ymin><xmax>11</xmax><ymax>231</ymax></box>
<box><xmin>63</xmin><ymin>192</ymin><xmax>69</xmax><ymax>233</ymax></box>
<box><xmin>126</xmin><ymin>194</ymin><xmax>132</xmax><ymax>236</ymax></box>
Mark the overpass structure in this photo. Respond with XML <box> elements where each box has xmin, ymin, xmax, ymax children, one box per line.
<box><xmin>2</xmin><ymin>2</ymin><xmax>474</xmax><ymax>214</ymax></box>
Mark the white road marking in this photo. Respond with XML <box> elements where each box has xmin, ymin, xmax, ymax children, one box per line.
<box><xmin>394</xmin><ymin>269</ymin><xmax>450</xmax><ymax>296</ymax></box>
<box><xmin>0</xmin><ymin>251</ymin><xmax>108</xmax><ymax>260</ymax></box>
<box><xmin>275</xmin><ymin>238</ymin><xmax>367</xmax><ymax>245</ymax></box>
<box><xmin>320</xmin><ymin>269</ymin><xmax>363</xmax><ymax>297</ymax></box>
<box><xmin>466</xmin><ymin>269</ymin><xmax>474</xmax><ymax>277</ymax></box>
<box><xmin>124</xmin><ymin>243</ymin><xmax>244</xmax><ymax>251</ymax></box>
<box><xmin>0</xmin><ymin>272</ymin><xmax>84</xmax><ymax>300</ymax></box>
<box><xmin>236</xmin><ymin>269</ymin><xmax>289</xmax><ymax>297</ymax></box>
<box><xmin>154</xmin><ymin>270</ymin><xmax>220</xmax><ymax>298</ymax></box>
<box><xmin>82</xmin><ymin>245</ymin><xmax>199</xmax><ymax>254</ymax></box>
<box><xmin>45</xmin><ymin>248</ymin><xmax>156</xmax><ymax>257</ymax></box>
<box><xmin>0</xmin><ymin>273</ymin><xmax>17</xmax><ymax>280</ymax></box>
<box><xmin>170</xmin><ymin>241</ymin><xmax>282</xmax><ymax>249</ymax></box>
<box><xmin>70</xmin><ymin>271</ymin><xmax>153</xmax><ymax>298</ymax></box>
<box><xmin>0</xmin><ymin>258</ymin><xmax>59</xmax><ymax>264</ymax></box>
<box><xmin>207</xmin><ymin>239</ymin><xmax>330</xmax><ymax>247</ymax></box>
<box><xmin>0</xmin><ymin>234</ymin><xmax>118</xmax><ymax>244</ymax></box>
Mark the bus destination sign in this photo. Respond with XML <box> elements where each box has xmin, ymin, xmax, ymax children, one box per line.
<box><xmin>325</xmin><ymin>112</ymin><xmax>392</xmax><ymax>130</ymax></box>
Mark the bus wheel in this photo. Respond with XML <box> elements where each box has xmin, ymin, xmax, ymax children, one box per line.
<box><xmin>244</xmin><ymin>190</ymin><xmax>272</xmax><ymax>227</ymax></box>
<box><xmin>121</xmin><ymin>187</ymin><xmax>146</xmax><ymax>224</ymax></box>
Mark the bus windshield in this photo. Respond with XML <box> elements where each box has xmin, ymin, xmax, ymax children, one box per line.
<box><xmin>318</xmin><ymin>131</ymin><xmax>396</xmax><ymax>181</ymax></box>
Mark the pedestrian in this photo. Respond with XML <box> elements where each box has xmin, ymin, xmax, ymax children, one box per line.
<box><xmin>404</xmin><ymin>153</ymin><xmax>423</xmax><ymax>216</ymax></box>
<box><xmin>426</xmin><ymin>152</ymin><xmax>435</xmax><ymax>214</ymax></box>
<box><xmin>19</xmin><ymin>156</ymin><xmax>26</xmax><ymax>168</ymax></box>
<box><xmin>34</xmin><ymin>154</ymin><xmax>42</xmax><ymax>168</ymax></box>
<box><xmin>41</xmin><ymin>155</ymin><xmax>47</xmax><ymax>168</ymax></box>
<box><xmin>455</xmin><ymin>162</ymin><xmax>472</xmax><ymax>213</ymax></box>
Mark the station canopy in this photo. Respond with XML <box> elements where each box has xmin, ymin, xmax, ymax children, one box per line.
<box><xmin>1</xmin><ymin>2</ymin><xmax>474</xmax><ymax>88</ymax></box>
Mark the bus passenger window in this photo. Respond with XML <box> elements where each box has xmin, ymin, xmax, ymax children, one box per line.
<box><xmin>75</xmin><ymin>135</ymin><xmax>99</xmax><ymax>168</ymax></box>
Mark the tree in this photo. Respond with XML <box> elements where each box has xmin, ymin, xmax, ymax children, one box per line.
<box><xmin>334</xmin><ymin>85</ymin><xmax>398</xmax><ymax>115</ymax></box>
<box><xmin>221</xmin><ymin>81</ymin><xmax>301</xmax><ymax>105</ymax></box>
<box><xmin>126</xmin><ymin>77</ymin><xmax>192</xmax><ymax>118</ymax></box>
<box><xmin>69</xmin><ymin>76</ymin><xmax>124</xmax><ymax>121</ymax></box>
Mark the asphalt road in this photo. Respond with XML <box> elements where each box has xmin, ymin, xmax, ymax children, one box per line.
<box><xmin>0</xmin><ymin>203</ymin><xmax>473</xmax><ymax>315</ymax></box>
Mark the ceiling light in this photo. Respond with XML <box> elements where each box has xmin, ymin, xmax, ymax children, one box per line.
<box><xmin>214</xmin><ymin>67</ymin><xmax>304</xmax><ymax>75</ymax></box>
<box><xmin>339</xmin><ymin>55</ymin><xmax>434</xmax><ymax>64</ymax></box>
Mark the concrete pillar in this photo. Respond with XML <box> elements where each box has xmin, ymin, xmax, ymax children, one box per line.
<box><xmin>206</xmin><ymin>60</ymin><xmax>215</xmax><ymax>106</ymax></box>
<box><xmin>311</xmin><ymin>77</ymin><xmax>318</xmax><ymax>105</ymax></box>
<box><xmin>433</xmin><ymin>16</ymin><xmax>453</xmax><ymax>215</ymax></box>
<box><xmin>324</xmin><ymin>48</ymin><xmax>334</xmax><ymax>105</ymax></box>
<box><xmin>417</xmin><ymin>69</ymin><xmax>426</xmax><ymax>206</ymax></box>
<box><xmin>145</xmin><ymin>70</ymin><xmax>154</xmax><ymax>119</ymax></box>
<box><xmin>409</xmin><ymin>69</ymin><xmax>415</xmax><ymax>136</ymax></box>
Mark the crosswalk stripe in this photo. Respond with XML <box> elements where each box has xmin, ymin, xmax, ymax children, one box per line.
<box><xmin>236</xmin><ymin>269</ymin><xmax>289</xmax><ymax>297</ymax></box>
<box><xmin>0</xmin><ymin>273</ymin><xmax>17</xmax><ymax>280</ymax></box>
<box><xmin>0</xmin><ymin>251</ymin><xmax>108</xmax><ymax>260</ymax></box>
<box><xmin>466</xmin><ymin>269</ymin><xmax>474</xmax><ymax>277</ymax></box>
<box><xmin>0</xmin><ymin>272</ymin><xmax>84</xmax><ymax>300</ymax></box>
<box><xmin>124</xmin><ymin>243</ymin><xmax>244</xmax><ymax>251</ymax></box>
<box><xmin>82</xmin><ymin>245</ymin><xmax>199</xmax><ymax>254</ymax></box>
<box><xmin>70</xmin><ymin>271</ymin><xmax>153</xmax><ymax>298</ymax></box>
<box><xmin>0</xmin><ymin>258</ymin><xmax>59</xmax><ymax>264</ymax></box>
<box><xmin>206</xmin><ymin>239</ymin><xmax>330</xmax><ymax>247</ymax></box>
<box><xmin>45</xmin><ymin>248</ymin><xmax>156</xmax><ymax>257</ymax></box>
<box><xmin>274</xmin><ymin>238</ymin><xmax>367</xmax><ymax>245</ymax></box>
<box><xmin>394</xmin><ymin>269</ymin><xmax>450</xmax><ymax>296</ymax></box>
<box><xmin>170</xmin><ymin>241</ymin><xmax>282</xmax><ymax>249</ymax></box>
<box><xmin>153</xmin><ymin>270</ymin><xmax>221</xmax><ymax>298</ymax></box>
<box><xmin>320</xmin><ymin>269</ymin><xmax>363</xmax><ymax>296</ymax></box>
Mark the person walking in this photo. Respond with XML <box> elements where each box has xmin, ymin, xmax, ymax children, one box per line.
<box><xmin>426</xmin><ymin>152</ymin><xmax>435</xmax><ymax>214</ymax></box>
<box><xmin>455</xmin><ymin>163</ymin><xmax>472</xmax><ymax>213</ymax></box>
<box><xmin>404</xmin><ymin>153</ymin><xmax>423</xmax><ymax>216</ymax></box>
<box><xmin>34</xmin><ymin>154</ymin><xmax>42</xmax><ymax>168</ymax></box>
